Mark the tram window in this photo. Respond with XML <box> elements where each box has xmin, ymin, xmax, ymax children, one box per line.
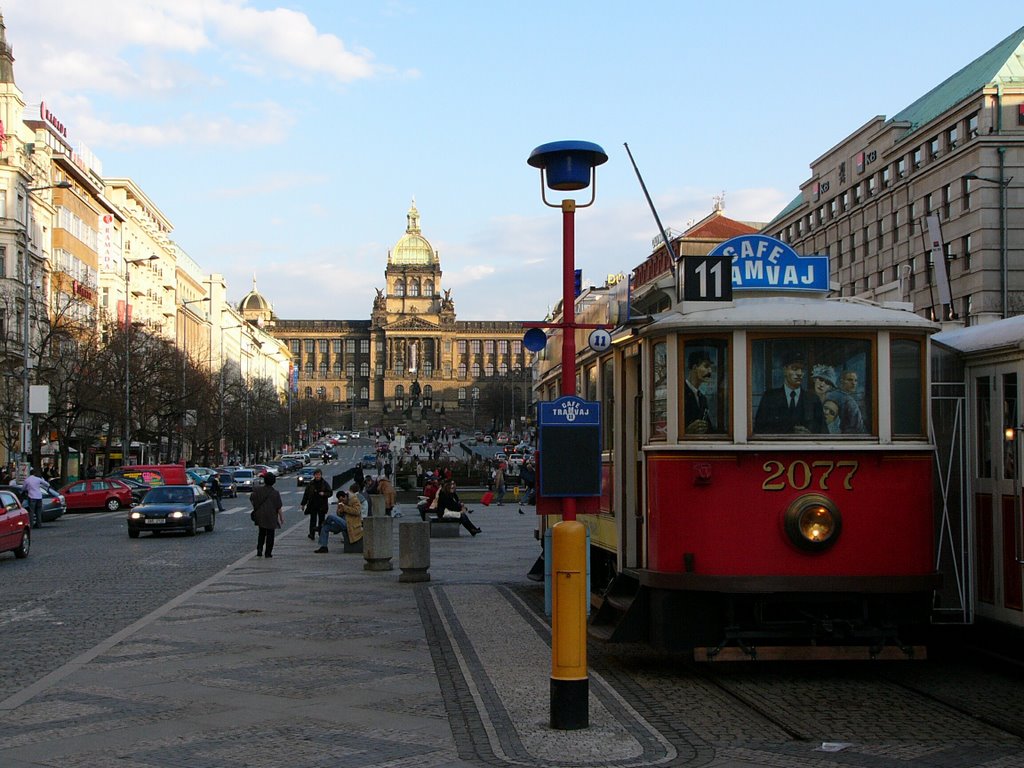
<box><xmin>976</xmin><ymin>376</ymin><xmax>992</xmax><ymax>479</ymax></box>
<box><xmin>601</xmin><ymin>357</ymin><xmax>614</xmax><ymax>449</ymax></box>
<box><xmin>681</xmin><ymin>338</ymin><xmax>729</xmax><ymax>436</ymax></box>
<box><xmin>586</xmin><ymin>364</ymin><xmax>598</xmax><ymax>401</ymax></box>
<box><xmin>1003</xmin><ymin>373</ymin><xmax>1017</xmax><ymax>481</ymax></box>
<box><xmin>650</xmin><ymin>340</ymin><xmax>668</xmax><ymax>441</ymax></box>
<box><xmin>891</xmin><ymin>337</ymin><xmax>925</xmax><ymax>437</ymax></box>
<box><xmin>751</xmin><ymin>337</ymin><xmax>872</xmax><ymax>436</ymax></box>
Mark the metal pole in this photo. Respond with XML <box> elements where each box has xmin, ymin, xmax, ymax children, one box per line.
<box><xmin>124</xmin><ymin>266</ymin><xmax>131</xmax><ymax>467</ymax></box>
<box><xmin>21</xmin><ymin>190</ymin><xmax>31</xmax><ymax>471</ymax></box>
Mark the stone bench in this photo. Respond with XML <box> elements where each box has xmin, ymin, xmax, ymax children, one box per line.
<box><xmin>429</xmin><ymin>519</ymin><xmax>461</xmax><ymax>538</ymax></box>
<box><xmin>342</xmin><ymin>530</ymin><xmax>364</xmax><ymax>553</ymax></box>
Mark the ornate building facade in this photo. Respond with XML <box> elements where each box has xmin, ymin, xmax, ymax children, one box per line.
<box><xmin>239</xmin><ymin>203</ymin><xmax>534</xmax><ymax>433</ymax></box>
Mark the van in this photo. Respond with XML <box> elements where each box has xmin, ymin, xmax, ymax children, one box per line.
<box><xmin>282</xmin><ymin>453</ymin><xmax>311</xmax><ymax>466</ymax></box>
<box><xmin>107</xmin><ymin>464</ymin><xmax>191</xmax><ymax>487</ymax></box>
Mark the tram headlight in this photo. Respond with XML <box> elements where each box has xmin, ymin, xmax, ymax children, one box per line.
<box><xmin>784</xmin><ymin>494</ymin><xmax>841</xmax><ymax>552</ymax></box>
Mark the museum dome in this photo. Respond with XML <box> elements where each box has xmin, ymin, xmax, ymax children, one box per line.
<box><xmin>389</xmin><ymin>200</ymin><xmax>437</xmax><ymax>266</ymax></box>
<box><xmin>239</xmin><ymin>276</ymin><xmax>272</xmax><ymax>313</ymax></box>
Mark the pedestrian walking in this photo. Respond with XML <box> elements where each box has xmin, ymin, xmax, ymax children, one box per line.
<box><xmin>300</xmin><ymin>468</ymin><xmax>331</xmax><ymax>540</ymax></box>
<box><xmin>250</xmin><ymin>472</ymin><xmax>284</xmax><ymax>558</ymax></box>
<box><xmin>208</xmin><ymin>473</ymin><xmax>224</xmax><ymax>512</ymax></box>
<box><xmin>494</xmin><ymin>463</ymin><xmax>506</xmax><ymax>506</ymax></box>
<box><xmin>24</xmin><ymin>467</ymin><xmax>51</xmax><ymax>529</ymax></box>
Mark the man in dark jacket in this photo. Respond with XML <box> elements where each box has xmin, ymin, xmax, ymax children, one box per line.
<box><xmin>300</xmin><ymin>468</ymin><xmax>331</xmax><ymax>540</ymax></box>
<box><xmin>251</xmin><ymin>472</ymin><xmax>283</xmax><ymax>558</ymax></box>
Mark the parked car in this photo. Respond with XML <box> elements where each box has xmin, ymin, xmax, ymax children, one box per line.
<box><xmin>251</xmin><ymin>464</ymin><xmax>278</xmax><ymax>477</ymax></box>
<box><xmin>127</xmin><ymin>484</ymin><xmax>216</xmax><ymax>538</ymax></box>
<box><xmin>0</xmin><ymin>488</ymin><xmax>30</xmax><ymax>559</ymax></box>
<box><xmin>0</xmin><ymin>484</ymin><xmax>66</xmax><ymax>524</ymax></box>
<box><xmin>232</xmin><ymin>469</ymin><xmax>260</xmax><ymax>492</ymax></box>
<box><xmin>59</xmin><ymin>478</ymin><xmax>135</xmax><ymax>512</ymax></box>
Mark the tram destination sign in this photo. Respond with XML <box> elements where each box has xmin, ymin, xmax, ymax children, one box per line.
<box><xmin>538</xmin><ymin>396</ymin><xmax>601</xmax><ymax>498</ymax></box>
<box><xmin>708</xmin><ymin>234</ymin><xmax>829</xmax><ymax>292</ymax></box>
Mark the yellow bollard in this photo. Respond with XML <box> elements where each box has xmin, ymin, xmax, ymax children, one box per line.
<box><xmin>513</xmin><ymin>485</ymin><xmax>521</xmax><ymax>501</ymax></box>
<box><xmin>550</xmin><ymin>519</ymin><xmax>588</xmax><ymax>729</ymax></box>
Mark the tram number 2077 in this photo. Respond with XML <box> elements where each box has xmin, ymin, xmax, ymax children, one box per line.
<box><xmin>761</xmin><ymin>460</ymin><xmax>859</xmax><ymax>492</ymax></box>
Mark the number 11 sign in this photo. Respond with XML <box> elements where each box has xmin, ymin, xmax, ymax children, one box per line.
<box><xmin>682</xmin><ymin>255</ymin><xmax>733</xmax><ymax>302</ymax></box>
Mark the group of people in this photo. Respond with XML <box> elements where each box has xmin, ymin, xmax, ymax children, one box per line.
<box><xmin>417</xmin><ymin>476</ymin><xmax>482</xmax><ymax>536</ymax></box>
<box><xmin>684</xmin><ymin>349</ymin><xmax>866</xmax><ymax>436</ymax></box>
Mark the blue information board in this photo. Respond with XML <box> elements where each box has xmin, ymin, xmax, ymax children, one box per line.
<box><xmin>538</xmin><ymin>396</ymin><xmax>601</xmax><ymax>497</ymax></box>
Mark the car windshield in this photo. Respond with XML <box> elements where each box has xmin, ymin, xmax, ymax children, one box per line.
<box><xmin>144</xmin><ymin>487</ymin><xmax>193</xmax><ymax>504</ymax></box>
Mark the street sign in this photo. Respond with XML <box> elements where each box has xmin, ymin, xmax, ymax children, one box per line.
<box><xmin>523</xmin><ymin>327</ymin><xmax>547</xmax><ymax>352</ymax></box>
<box><xmin>588</xmin><ymin>328</ymin><xmax>611</xmax><ymax>353</ymax></box>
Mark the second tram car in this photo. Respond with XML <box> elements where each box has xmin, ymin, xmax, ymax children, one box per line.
<box><xmin>534</xmin><ymin>292</ymin><xmax>941</xmax><ymax>659</ymax></box>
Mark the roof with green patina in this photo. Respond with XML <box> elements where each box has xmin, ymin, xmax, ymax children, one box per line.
<box><xmin>888</xmin><ymin>24</ymin><xmax>1024</xmax><ymax>138</ymax></box>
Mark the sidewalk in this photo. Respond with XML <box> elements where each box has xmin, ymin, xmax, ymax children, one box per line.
<box><xmin>0</xmin><ymin>504</ymin><xmax>681</xmax><ymax>768</ymax></box>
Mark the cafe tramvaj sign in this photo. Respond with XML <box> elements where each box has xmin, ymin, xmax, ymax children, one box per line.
<box><xmin>708</xmin><ymin>234</ymin><xmax>829</xmax><ymax>293</ymax></box>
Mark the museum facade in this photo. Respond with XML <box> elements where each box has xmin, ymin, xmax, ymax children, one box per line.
<box><xmin>239</xmin><ymin>203</ymin><xmax>535</xmax><ymax>433</ymax></box>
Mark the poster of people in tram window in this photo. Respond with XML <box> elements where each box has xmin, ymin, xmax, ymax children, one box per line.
<box><xmin>750</xmin><ymin>337</ymin><xmax>871</xmax><ymax>436</ymax></box>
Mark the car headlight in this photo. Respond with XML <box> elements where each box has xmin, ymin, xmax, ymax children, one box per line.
<box><xmin>170</xmin><ymin>510</ymin><xmax>186</xmax><ymax>519</ymax></box>
<box><xmin>129</xmin><ymin>511</ymin><xmax>143</xmax><ymax>520</ymax></box>
<box><xmin>784</xmin><ymin>494</ymin><xmax>841</xmax><ymax>552</ymax></box>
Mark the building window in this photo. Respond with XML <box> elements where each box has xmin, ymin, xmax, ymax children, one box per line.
<box><xmin>924</xmin><ymin>193</ymin><xmax>933</xmax><ymax>216</ymax></box>
<box><xmin>305</xmin><ymin>340</ymin><xmax>314</xmax><ymax>354</ymax></box>
<box><xmin>897</xmin><ymin>157</ymin><xmax>907</xmax><ymax>178</ymax></box>
<box><xmin>333</xmin><ymin>361</ymin><xmax>342</xmax><ymax>376</ymax></box>
<box><xmin>882</xmin><ymin>166</ymin><xmax>891</xmax><ymax>188</ymax></box>
<box><xmin>360</xmin><ymin>386</ymin><xmax>368</xmax><ymax>401</ymax></box>
<box><xmin>512</xmin><ymin>340</ymin><xmax>522</xmax><ymax>355</ymax></box>
<box><xmin>928</xmin><ymin>136</ymin><xmax>940</xmax><ymax>160</ymax></box>
<box><xmin>290</xmin><ymin>340</ymin><xmax>300</xmax><ymax>354</ymax></box>
<box><xmin>876</xmin><ymin>220</ymin><xmax>884</xmax><ymax>249</ymax></box>
<box><xmin>853</xmin><ymin>184</ymin><xmax>862</xmax><ymax>205</ymax></box>
<box><xmin>458</xmin><ymin>363</ymin><xmax>467</xmax><ymax>378</ymax></box>
<box><xmin>962</xmin><ymin>176</ymin><xmax>973</xmax><ymax>210</ymax></box>
<box><xmin>471</xmin><ymin>363</ymin><xmax>481</xmax><ymax>378</ymax></box>
<box><xmin>841</xmin><ymin>191</ymin><xmax>849</xmax><ymax>212</ymax></box>
<box><xmin>909</xmin><ymin>201</ymin><xmax>917</xmax><ymax>234</ymax></box>
<box><xmin>912</xmin><ymin>148</ymin><xmax>922</xmax><ymax>169</ymax></box>
<box><xmin>346</xmin><ymin>362</ymin><xmax>355</xmax><ymax>377</ymax></box>
<box><xmin>333</xmin><ymin>340</ymin><xmax>342</xmax><ymax>353</ymax></box>
<box><xmin>457</xmin><ymin>339</ymin><xmax>467</xmax><ymax>354</ymax></box>
<box><xmin>499</xmin><ymin>362</ymin><xmax>508</xmax><ymax>376</ymax></box>
<box><xmin>484</xmin><ymin>340</ymin><xmax>494</xmax><ymax>354</ymax></box>
<box><xmin>963</xmin><ymin>234</ymin><xmax>972</xmax><ymax>271</ymax></box>
<box><xmin>943</xmin><ymin>184</ymin><xmax>952</xmax><ymax>219</ymax></box>
<box><xmin>408</xmin><ymin>278</ymin><xmax>419</xmax><ymax>297</ymax></box>
<box><xmin>360</xmin><ymin>362</ymin><xmax>369</xmax><ymax>376</ymax></box>
<box><xmin>304</xmin><ymin>362</ymin><xmax>314</xmax><ymax>376</ymax></box>
<box><xmin>891</xmin><ymin>211</ymin><xmax>900</xmax><ymax>242</ymax></box>
<box><xmin>863</xmin><ymin>227</ymin><xmax>870</xmax><ymax>259</ymax></box>
<box><xmin>947</xmin><ymin>125</ymin><xmax>958</xmax><ymax>150</ymax></box>
<box><xmin>395</xmin><ymin>278</ymin><xmax>405</xmax><ymax>297</ymax></box>
<box><xmin>360</xmin><ymin>339</ymin><xmax>369</xmax><ymax>353</ymax></box>
<box><xmin>425</xmin><ymin>279</ymin><xmax>434</xmax><ymax>295</ymax></box>
<box><xmin>470</xmin><ymin>340</ymin><xmax>481</xmax><ymax>354</ymax></box>
<box><xmin>498</xmin><ymin>339</ymin><xmax>508</xmax><ymax>354</ymax></box>
<box><xmin>346</xmin><ymin>339</ymin><xmax>356</xmax><ymax>353</ymax></box>
<box><xmin>829</xmin><ymin>199</ymin><xmax>837</xmax><ymax>218</ymax></box>
<box><xmin>376</xmin><ymin>363</ymin><xmax>383</xmax><ymax>376</ymax></box>
<box><xmin>968</xmin><ymin>112</ymin><xmax>979</xmax><ymax>138</ymax></box>
<box><xmin>867</xmin><ymin>175</ymin><xmax>876</xmax><ymax>196</ymax></box>
<box><xmin>485</xmin><ymin>363</ymin><xmax>494</xmax><ymax>376</ymax></box>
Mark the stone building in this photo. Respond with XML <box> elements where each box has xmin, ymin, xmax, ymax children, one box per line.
<box><xmin>765</xmin><ymin>26</ymin><xmax>1024</xmax><ymax>326</ymax></box>
<box><xmin>240</xmin><ymin>202</ymin><xmax>535</xmax><ymax>433</ymax></box>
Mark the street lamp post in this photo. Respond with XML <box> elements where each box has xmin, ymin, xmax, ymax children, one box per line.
<box><xmin>527</xmin><ymin>140</ymin><xmax>607</xmax><ymax>731</ymax></box>
<box><xmin>179</xmin><ymin>297</ymin><xmax>210</xmax><ymax>461</ymax></box>
<box><xmin>20</xmin><ymin>181</ymin><xmax>71</xmax><ymax>474</ymax></box>
<box><xmin>123</xmin><ymin>254</ymin><xmax>159</xmax><ymax>467</ymax></box>
<box><xmin>963</xmin><ymin>168</ymin><xmax>1014</xmax><ymax>318</ymax></box>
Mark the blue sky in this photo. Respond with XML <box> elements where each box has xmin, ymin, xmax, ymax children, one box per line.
<box><xmin>4</xmin><ymin>1</ymin><xmax>1022</xmax><ymax>320</ymax></box>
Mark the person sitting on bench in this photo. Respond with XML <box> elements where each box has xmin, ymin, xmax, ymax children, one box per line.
<box><xmin>434</xmin><ymin>479</ymin><xmax>481</xmax><ymax>536</ymax></box>
<box><xmin>314</xmin><ymin>485</ymin><xmax>364</xmax><ymax>553</ymax></box>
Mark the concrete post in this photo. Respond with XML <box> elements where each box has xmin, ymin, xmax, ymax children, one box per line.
<box><xmin>399</xmin><ymin>521</ymin><xmax>430</xmax><ymax>583</ymax></box>
<box><xmin>369</xmin><ymin>493</ymin><xmax>386</xmax><ymax>517</ymax></box>
<box><xmin>363</xmin><ymin>515</ymin><xmax>393</xmax><ymax>571</ymax></box>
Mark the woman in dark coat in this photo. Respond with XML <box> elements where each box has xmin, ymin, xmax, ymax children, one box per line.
<box><xmin>300</xmin><ymin>468</ymin><xmax>331</xmax><ymax>540</ymax></box>
<box><xmin>251</xmin><ymin>472</ymin><xmax>283</xmax><ymax>557</ymax></box>
<box><xmin>435</xmin><ymin>480</ymin><xmax>481</xmax><ymax>536</ymax></box>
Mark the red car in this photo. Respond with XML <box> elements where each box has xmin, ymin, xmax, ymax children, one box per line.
<box><xmin>0</xmin><ymin>487</ymin><xmax>30</xmax><ymax>559</ymax></box>
<box><xmin>59</xmin><ymin>478</ymin><xmax>134</xmax><ymax>512</ymax></box>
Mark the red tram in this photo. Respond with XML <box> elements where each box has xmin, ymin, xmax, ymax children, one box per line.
<box><xmin>534</xmin><ymin>292</ymin><xmax>941</xmax><ymax>659</ymax></box>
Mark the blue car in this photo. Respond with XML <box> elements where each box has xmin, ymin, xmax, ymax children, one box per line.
<box><xmin>127</xmin><ymin>484</ymin><xmax>215</xmax><ymax>538</ymax></box>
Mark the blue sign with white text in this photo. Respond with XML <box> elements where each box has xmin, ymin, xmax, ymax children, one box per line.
<box><xmin>539</xmin><ymin>397</ymin><xmax>601</xmax><ymax>427</ymax></box>
<box><xmin>709</xmin><ymin>234</ymin><xmax>829</xmax><ymax>292</ymax></box>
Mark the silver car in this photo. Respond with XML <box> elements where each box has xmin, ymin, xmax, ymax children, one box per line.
<box><xmin>232</xmin><ymin>469</ymin><xmax>260</xmax><ymax>492</ymax></box>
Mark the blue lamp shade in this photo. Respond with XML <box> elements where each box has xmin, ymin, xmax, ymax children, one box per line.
<box><xmin>528</xmin><ymin>140</ymin><xmax>608</xmax><ymax>191</ymax></box>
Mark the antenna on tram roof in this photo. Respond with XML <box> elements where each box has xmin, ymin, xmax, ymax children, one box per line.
<box><xmin>623</xmin><ymin>142</ymin><xmax>677</xmax><ymax>280</ymax></box>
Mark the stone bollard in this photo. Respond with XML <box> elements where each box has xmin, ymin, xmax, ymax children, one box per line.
<box><xmin>363</xmin><ymin>515</ymin><xmax>393</xmax><ymax>571</ymax></box>
<box><xmin>399</xmin><ymin>521</ymin><xmax>430</xmax><ymax>583</ymax></box>
<box><xmin>369</xmin><ymin>494</ymin><xmax>386</xmax><ymax>517</ymax></box>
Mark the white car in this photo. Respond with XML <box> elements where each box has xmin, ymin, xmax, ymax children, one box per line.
<box><xmin>349</xmin><ymin>432</ymin><xmax>360</xmax><ymax>439</ymax></box>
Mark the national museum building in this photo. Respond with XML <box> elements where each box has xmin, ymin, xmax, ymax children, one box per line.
<box><xmin>238</xmin><ymin>203</ymin><xmax>535</xmax><ymax>432</ymax></box>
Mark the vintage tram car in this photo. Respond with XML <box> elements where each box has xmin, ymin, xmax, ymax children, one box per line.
<box><xmin>534</xmin><ymin>292</ymin><xmax>941</xmax><ymax>659</ymax></box>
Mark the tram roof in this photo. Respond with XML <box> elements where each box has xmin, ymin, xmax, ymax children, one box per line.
<box><xmin>642</xmin><ymin>296</ymin><xmax>938</xmax><ymax>333</ymax></box>
<box><xmin>933</xmin><ymin>315</ymin><xmax>1024</xmax><ymax>355</ymax></box>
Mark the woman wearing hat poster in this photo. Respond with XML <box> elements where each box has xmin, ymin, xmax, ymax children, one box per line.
<box><xmin>811</xmin><ymin>364</ymin><xmax>865</xmax><ymax>435</ymax></box>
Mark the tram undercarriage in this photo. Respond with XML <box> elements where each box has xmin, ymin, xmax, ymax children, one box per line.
<box><xmin>589</xmin><ymin>566</ymin><xmax>937</xmax><ymax>661</ymax></box>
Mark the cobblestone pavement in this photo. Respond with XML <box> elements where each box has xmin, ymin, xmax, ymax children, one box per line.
<box><xmin>2</xmin><ymin>489</ymin><xmax>1024</xmax><ymax>767</ymax></box>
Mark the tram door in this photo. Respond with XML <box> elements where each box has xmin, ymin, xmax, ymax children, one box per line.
<box><xmin>970</xmin><ymin>365</ymin><xmax>1024</xmax><ymax>626</ymax></box>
